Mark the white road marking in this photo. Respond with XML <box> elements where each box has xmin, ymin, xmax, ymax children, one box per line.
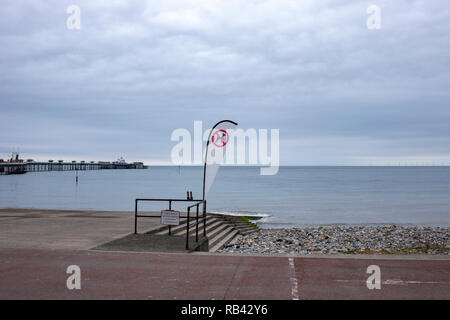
<box><xmin>288</xmin><ymin>257</ymin><xmax>299</xmax><ymax>300</ymax></box>
<box><xmin>335</xmin><ymin>279</ymin><xmax>449</xmax><ymax>285</ymax></box>
<box><xmin>383</xmin><ymin>279</ymin><xmax>448</xmax><ymax>285</ymax></box>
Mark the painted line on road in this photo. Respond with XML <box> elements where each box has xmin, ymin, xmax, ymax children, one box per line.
<box><xmin>288</xmin><ymin>257</ymin><xmax>299</xmax><ymax>300</ymax></box>
<box><xmin>335</xmin><ymin>279</ymin><xmax>450</xmax><ymax>285</ymax></box>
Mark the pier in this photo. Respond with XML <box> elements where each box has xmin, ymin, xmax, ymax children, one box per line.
<box><xmin>0</xmin><ymin>160</ymin><xmax>146</xmax><ymax>175</ymax></box>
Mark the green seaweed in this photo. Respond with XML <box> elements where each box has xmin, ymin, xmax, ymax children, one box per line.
<box><xmin>240</xmin><ymin>216</ymin><xmax>258</xmax><ymax>229</ymax></box>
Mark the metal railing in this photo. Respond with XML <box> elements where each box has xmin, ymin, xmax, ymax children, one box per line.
<box><xmin>134</xmin><ymin>198</ymin><xmax>207</xmax><ymax>250</ymax></box>
<box><xmin>186</xmin><ymin>200</ymin><xmax>207</xmax><ymax>250</ymax></box>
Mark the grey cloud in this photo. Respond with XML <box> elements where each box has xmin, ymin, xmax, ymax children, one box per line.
<box><xmin>0</xmin><ymin>0</ymin><xmax>449</xmax><ymax>164</ymax></box>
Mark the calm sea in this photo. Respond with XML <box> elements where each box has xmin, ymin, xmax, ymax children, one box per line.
<box><xmin>1</xmin><ymin>166</ymin><xmax>449</xmax><ymax>228</ymax></box>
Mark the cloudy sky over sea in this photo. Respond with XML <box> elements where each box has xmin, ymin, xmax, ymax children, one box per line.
<box><xmin>1</xmin><ymin>0</ymin><xmax>449</xmax><ymax>165</ymax></box>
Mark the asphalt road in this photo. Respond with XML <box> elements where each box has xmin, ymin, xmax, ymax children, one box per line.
<box><xmin>0</xmin><ymin>248</ymin><xmax>448</xmax><ymax>299</ymax></box>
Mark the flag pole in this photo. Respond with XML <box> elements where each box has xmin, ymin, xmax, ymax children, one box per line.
<box><xmin>202</xmin><ymin>120</ymin><xmax>238</xmax><ymax>200</ymax></box>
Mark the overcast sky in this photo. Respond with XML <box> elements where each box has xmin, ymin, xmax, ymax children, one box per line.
<box><xmin>1</xmin><ymin>0</ymin><xmax>449</xmax><ymax>165</ymax></box>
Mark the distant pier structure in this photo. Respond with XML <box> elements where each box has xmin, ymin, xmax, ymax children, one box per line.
<box><xmin>0</xmin><ymin>155</ymin><xmax>146</xmax><ymax>175</ymax></box>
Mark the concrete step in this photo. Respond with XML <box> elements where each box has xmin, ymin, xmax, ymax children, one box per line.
<box><xmin>239</xmin><ymin>230</ymin><xmax>258</xmax><ymax>236</ymax></box>
<box><xmin>236</xmin><ymin>226</ymin><xmax>258</xmax><ymax>234</ymax></box>
<box><xmin>148</xmin><ymin>218</ymin><xmax>187</xmax><ymax>235</ymax></box>
<box><xmin>228</xmin><ymin>234</ymin><xmax>241</xmax><ymax>246</ymax></box>
<box><xmin>173</xmin><ymin>219</ymin><xmax>223</xmax><ymax>237</ymax></box>
<box><xmin>166</xmin><ymin>219</ymin><xmax>237</xmax><ymax>252</ymax></box>
<box><xmin>206</xmin><ymin>222</ymin><xmax>232</xmax><ymax>240</ymax></box>
<box><xmin>230</xmin><ymin>221</ymin><xmax>253</xmax><ymax>228</ymax></box>
<box><xmin>147</xmin><ymin>213</ymin><xmax>258</xmax><ymax>253</ymax></box>
<box><xmin>181</xmin><ymin>217</ymin><xmax>220</xmax><ymax>235</ymax></box>
<box><xmin>210</xmin><ymin>215</ymin><xmax>259</xmax><ymax>229</ymax></box>
<box><xmin>210</xmin><ymin>229</ymin><xmax>240</xmax><ymax>252</ymax></box>
<box><xmin>194</xmin><ymin>219</ymin><xmax>225</xmax><ymax>236</ymax></box>
<box><xmin>208</xmin><ymin>226</ymin><xmax>236</xmax><ymax>249</ymax></box>
<box><xmin>155</xmin><ymin>217</ymin><xmax>219</xmax><ymax>235</ymax></box>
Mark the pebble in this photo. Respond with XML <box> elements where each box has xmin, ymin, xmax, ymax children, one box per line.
<box><xmin>218</xmin><ymin>225</ymin><xmax>449</xmax><ymax>255</ymax></box>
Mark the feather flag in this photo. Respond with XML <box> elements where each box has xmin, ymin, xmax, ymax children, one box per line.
<box><xmin>202</xmin><ymin>120</ymin><xmax>238</xmax><ymax>200</ymax></box>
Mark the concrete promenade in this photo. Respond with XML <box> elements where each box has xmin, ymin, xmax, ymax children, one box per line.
<box><xmin>0</xmin><ymin>209</ymin><xmax>449</xmax><ymax>299</ymax></box>
<box><xmin>0</xmin><ymin>208</ymin><xmax>159</xmax><ymax>250</ymax></box>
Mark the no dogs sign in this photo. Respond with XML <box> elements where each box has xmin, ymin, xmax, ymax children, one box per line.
<box><xmin>161</xmin><ymin>210</ymin><xmax>180</xmax><ymax>226</ymax></box>
<box><xmin>211</xmin><ymin>129</ymin><xmax>229</xmax><ymax>147</ymax></box>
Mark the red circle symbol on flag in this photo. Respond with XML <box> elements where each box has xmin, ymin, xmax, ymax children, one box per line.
<box><xmin>211</xmin><ymin>129</ymin><xmax>229</xmax><ymax>147</ymax></box>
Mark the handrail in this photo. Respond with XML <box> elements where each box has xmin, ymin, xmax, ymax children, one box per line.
<box><xmin>134</xmin><ymin>198</ymin><xmax>207</xmax><ymax>250</ymax></box>
<box><xmin>186</xmin><ymin>200</ymin><xmax>207</xmax><ymax>249</ymax></box>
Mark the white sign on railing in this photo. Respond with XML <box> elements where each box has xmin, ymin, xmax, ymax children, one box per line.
<box><xmin>161</xmin><ymin>210</ymin><xmax>180</xmax><ymax>226</ymax></box>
